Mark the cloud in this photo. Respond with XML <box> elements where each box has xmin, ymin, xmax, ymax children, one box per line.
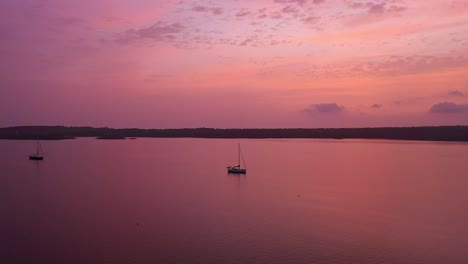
<box><xmin>274</xmin><ymin>0</ymin><xmax>325</xmax><ymax>4</ymax></box>
<box><xmin>236</xmin><ymin>9</ymin><xmax>251</xmax><ymax>18</ymax></box>
<box><xmin>116</xmin><ymin>22</ymin><xmax>184</xmax><ymax>43</ymax></box>
<box><xmin>303</xmin><ymin>16</ymin><xmax>320</xmax><ymax>24</ymax></box>
<box><xmin>282</xmin><ymin>5</ymin><xmax>300</xmax><ymax>14</ymax></box>
<box><xmin>303</xmin><ymin>103</ymin><xmax>345</xmax><ymax>114</ymax></box>
<box><xmin>212</xmin><ymin>8</ymin><xmax>224</xmax><ymax>15</ymax></box>
<box><xmin>270</xmin><ymin>12</ymin><xmax>283</xmax><ymax>19</ymax></box>
<box><xmin>192</xmin><ymin>6</ymin><xmax>208</xmax><ymax>12</ymax></box>
<box><xmin>238</xmin><ymin>35</ymin><xmax>260</xmax><ymax>46</ymax></box>
<box><xmin>368</xmin><ymin>3</ymin><xmax>386</xmax><ymax>14</ymax></box>
<box><xmin>448</xmin><ymin>90</ymin><xmax>464</xmax><ymax>97</ymax></box>
<box><xmin>192</xmin><ymin>6</ymin><xmax>224</xmax><ymax>15</ymax></box>
<box><xmin>274</xmin><ymin>0</ymin><xmax>308</xmax><ymax>5</ymax></box>
<box><xmin>429</xmin><ymin>102</ymin><xmax>468</xmax><ymax>114</ymax></box>
<box><xmin>349</xmin><ymin>55</ymin><xmax>468</xmax><ymax>77</ymax></box>
<box><xmin>347</xmin><ymin>1</ymin><xmax>406</xmax><ymax>15</ymax></box>
<box><xmin>371</xmin><ymin>104</ymin><xmax>382</xmax><ymax>109</ymax></box>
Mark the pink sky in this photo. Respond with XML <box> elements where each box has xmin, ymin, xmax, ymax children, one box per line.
<box><xmin>1</xmin><ymin>0</ymin><xmax>468</xmax><ymax>128</ymax></box>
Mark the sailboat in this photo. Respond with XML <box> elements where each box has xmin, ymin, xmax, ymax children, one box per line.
<box><xmin>227</xmin><ymin>143</ymin><xmax>247</xmax><ymax>174</ymax></box>
<box><xmin>29</xmin><ymin>141</ymin><xmax>44</xmax><ymax>160</ymax></box>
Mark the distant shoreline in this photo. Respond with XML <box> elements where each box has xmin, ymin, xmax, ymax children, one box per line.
<box><xmin>1</xmin><ymin>126</ymin><xmax>468</xmax><ymax>142</ymax></box>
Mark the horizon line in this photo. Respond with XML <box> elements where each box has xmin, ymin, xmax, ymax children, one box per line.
<box><xmin>2</xmin><ymin>125</ymin><xmax>468</xmax><ymax>130</ymax></box>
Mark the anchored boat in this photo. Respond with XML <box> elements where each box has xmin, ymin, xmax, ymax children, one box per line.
<box><xmin>227</xmin><ymin>143</ymin><xmax>247</xmax><ymax>174</ymax></box>
<box><xmin>29</xmin><ymin>141</ymin><xmax>44</xmax><ymax>160</ymax></box>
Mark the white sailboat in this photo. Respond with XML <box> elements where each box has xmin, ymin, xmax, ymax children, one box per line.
<box><xmin>227</xmin><ymin>143</ymin><xmax>246</xmax><ymax>174</ymax></box>
<box><xmin>29</xmin><ymin>141</ymin><xmax>44</xmax><ymax>160</ymax></box>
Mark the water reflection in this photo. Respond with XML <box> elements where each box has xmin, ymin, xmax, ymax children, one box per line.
<box><xmin>32</xmin><ymin>160</ymin><xmax>43</xmax><ymax>176</ymax></box>
<box><xmin>1</xmin><ymin>138</ymin><xmax>468</xmax><ymax>264</ymax></box>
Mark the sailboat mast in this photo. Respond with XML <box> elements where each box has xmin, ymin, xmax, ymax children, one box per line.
<box><xmin>38</xmin><ymin>141</ymin><xmax>43</xmax><ymax>156</ymax></box>
<box><xmin>238</xmin><ymin>143</ymin><xmax>240</xmax><ymax>167</ymax></box>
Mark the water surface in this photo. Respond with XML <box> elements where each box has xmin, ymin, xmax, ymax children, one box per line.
<box><xmin>1</xmin><ymin>138</ymin><xmax>468</xmax><ymax>263</ymax></box>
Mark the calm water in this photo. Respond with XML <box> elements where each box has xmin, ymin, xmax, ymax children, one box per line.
<box><xmin>1</xmin><ymin>138</ymin><xmax>468</xmax><ymax>264</ymax></box>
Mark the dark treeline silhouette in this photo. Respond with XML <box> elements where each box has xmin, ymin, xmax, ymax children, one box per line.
<box><xmin>1</xmin><ymin>126</ymin><xmax>468</xmax><ymax>142</ymax></box>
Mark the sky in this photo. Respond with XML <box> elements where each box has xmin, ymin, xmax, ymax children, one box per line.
<box><xmin>1</xmin><ymin>0</ymin><xmax>468</xmax><ymax>128</ymax></box>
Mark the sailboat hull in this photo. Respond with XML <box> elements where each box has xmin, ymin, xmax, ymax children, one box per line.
<box><xmin>29</xmin><ymin>141</ymin><xmax>44</xmax><ymax>160</ymax></box>
<box><xmin>29</xmin><ymin>155</ymin><xmax>44</xmax><ymax>160</ymax></box>
<box><xmin>228</xmin><ymin>167</ymin><xmax>246</xmax><ymax>174</ymax></box>
<box><xmin>227</xmin><ymin>143</ymin><xmax>247</xmax><ymax>174</ymax></box>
